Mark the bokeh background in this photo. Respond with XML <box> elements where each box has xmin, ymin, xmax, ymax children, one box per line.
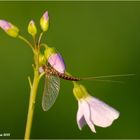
<box><xmin>0</xmin><ymin>1</ymin><xmax>140</xmax><ymax>139</ymax></box>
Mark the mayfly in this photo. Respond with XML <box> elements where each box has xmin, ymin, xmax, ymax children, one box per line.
<box><xmin>40</xmin><ymin>53</ymin><xmax>134</xmax><ymax>111</ymax></box>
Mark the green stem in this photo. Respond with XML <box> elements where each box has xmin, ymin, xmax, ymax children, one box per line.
<box><xmin>18</xmin><ymin>35</ymin><xmax>34</xmax><ymax>52</ymax></box>
<box><xmin>24</xmin><ymin>69</ymin><xmax>40</xmax><ymax>140</ymax></box>
<box><xmin>40</xmin><ymin>43</ymin><xmax>49</xmax><ymax>49</ymax></box>
<box><xmin>38</xmin><ymin>32</ymin><xmax>43</xmax><ymax>48</ymax></box>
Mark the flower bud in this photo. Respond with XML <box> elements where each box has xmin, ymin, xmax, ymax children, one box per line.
<box><xmin>28</xmin><ymin>20</ymin><xmax>37</xmax><ymax>37</ymax></box>
<box><xmin>44</xmin><ymin>45</ymin><xmax>56</xmax><ymax>60</ymax></box>
<box><xmin>39</xmin><ymin>53</ymin><xmax>46</xmax><ymax>66</ymax></box>
<box><xmin>73</xmin><ymin>82</ymin><xmax>89</xmax><ymax>100</ymax></box>
<box><xmin>0</xmin><ymin>19</ymin><xmax>19</xmax><ymax>37</ymax></box>
<box><xmin>40</xmin><ymin>11</ymin><xmax>49</xmax><ymax>32</ymax></box>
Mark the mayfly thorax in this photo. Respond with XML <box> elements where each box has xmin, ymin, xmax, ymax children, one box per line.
<box><xmin>42</xmin><ymin>64</ymin><xmax>80</xmax><ymax>81</ymax></box>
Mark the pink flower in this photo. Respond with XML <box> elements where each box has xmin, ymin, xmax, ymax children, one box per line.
<box><xmin>73</xmin><ymin>83</ymin><xmax>119</xmax><ymax>133</ymax></box>
<box><xmin>77</xmin><ymin>95</ymin><xmax>119</xmax><ymax>133</ymax></box>
<box><xmin>48</xmin><ymin>53</ymin><xmax>66</xmax><ymax>73</ymax></box>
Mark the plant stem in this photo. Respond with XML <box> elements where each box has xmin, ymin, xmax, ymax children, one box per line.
<box><xmin>24</xmin><ymin>69</ymin><xmax>39</xmax><ymax>140</ymax></box>
<box><xmin>23</xmin><ymin>31</ymin><xmax>43</xmax><ymax>139</ymax></box>
<box><xmin>38</xmin><ymin>32</ymin><xmax>43</xmax><ymax>47</ymax></box>
<box><xmin>18</xmin><ymin>35</ymin><xmax>34</xmax><ymax>52</ymax></box>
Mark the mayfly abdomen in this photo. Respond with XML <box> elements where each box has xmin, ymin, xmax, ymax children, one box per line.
<box><xmin>43</xmin><ymin>65</ymin><xmax>80</xmax><ymax>81</ymax></box>
<box><xmin>58</xmin><ymin>73</ymin><xmax>80</xmax><ymax>81</ymax></box>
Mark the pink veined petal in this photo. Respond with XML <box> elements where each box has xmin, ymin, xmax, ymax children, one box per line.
<box><xmin>80</xmin><ymin>99</ymin><xmax>96</xmax><ymax>133</ymax></box>
<box><xmin>77</xmin><ymin>101</ymin><xmax>86</xmax><ymax>130</ymax></box>
<box><xmin>86</xmin><ymin>96</ymin><xmax>120</xmax><ymax>128</ymax></box>
<box><xmin>48</xmin><ymin>53</ymin><xmax>66</xmax><ymax>74</ymax></box>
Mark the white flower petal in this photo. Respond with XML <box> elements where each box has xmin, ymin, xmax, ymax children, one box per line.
<box><xmin>77</xmin><ymin>101</ymin><xmax>86</xmax><ymax>130</ymax></box>
<box><xmin>86</xmin><ymin>96</ymin><xmax>119</xmax><ymax>128</ymax></box>
<box><xmin>80</xmin><ymin>99</ymin><xmax>96</xmax><ymax>133</ymax></box>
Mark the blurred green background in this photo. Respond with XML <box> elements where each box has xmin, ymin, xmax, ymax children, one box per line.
<box><xmin>0</xmin><ymin>1</ymin><xmax>140</xmax><ymax>139</ymax></box>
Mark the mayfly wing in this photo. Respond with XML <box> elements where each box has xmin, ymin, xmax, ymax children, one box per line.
<box><xmin>42</xmin><ymin>75</ymin><xmax>60</xmax><ymax>111</ymax></box>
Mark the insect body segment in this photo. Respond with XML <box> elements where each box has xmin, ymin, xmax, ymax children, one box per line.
<box><xmin>41</xmin><ymin>64</ymin><xmax>80</xmax><ymax>112</ymax></box>
<box><xmin>43</xmin><ymin>64</ymin><xmax>80</xmax><ymax>81</ymax></box>
<box><xmin>41</xmin><ymin>57</ymin><xmax>135</xmax><ymax>112</ymax></box>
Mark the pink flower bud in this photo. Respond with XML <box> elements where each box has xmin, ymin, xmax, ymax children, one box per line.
<box><xmin>0</xmin><ymin>20</ymin><xmax>12</xmax><ymax>31</ymax></box>
<box><xmin>0</xmin><ymin>19</ymin><xmax>19</xmax><ymax>37</ymax></box>
<box><xmin>40</xmin><ymin>11</ymin><xmax>49</xmax><ymax>32</ymax></box>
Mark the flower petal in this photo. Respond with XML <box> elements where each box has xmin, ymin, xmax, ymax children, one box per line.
<box><xmin>48</xmin><ymin>53</ymin><xmax>66</xmax><ymax>73</ymax></box>
<box><xmin>86</xmin><ymin>96</ymin><xmax>119</xmax><ymax>128</ymax></box>
<box><xmin>77</xmin><ymin>101</ymin><xmax>86</xmax><ymax>130</ymax></box>
<box><xmin>80</xmin><ymin>99</ymin><xmax>96</xmax><ymax>133</ymax></box>
<box><xmin>43</xmin><ymin>11</ymin><xmax>49</xmax><ymax>20</ymax></box>
<box><xmin>0</xmin><ymin>20</ymin><xmax>11</xmax><ymax>31</ymax></box>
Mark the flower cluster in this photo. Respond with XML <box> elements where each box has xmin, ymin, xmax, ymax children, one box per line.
<box><xmin>0</xmin><ymin>11</ymin><xmax>49</xmax><ymax>38</ymax></box>
<box><xmin>0</xmin><ymin>11</ymin><xmax>120</xmax><ymax>135</ymax></box>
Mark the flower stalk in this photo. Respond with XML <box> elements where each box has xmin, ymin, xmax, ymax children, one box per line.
<box><xmin>18</xmin><ymin>35</ymin><xmax>34</xmax><ymax>52</ymax></box>
<box><xmin>24</xmin><ymin>12</ymin><xmax>50</xmax><ymax>139</ymax></box>
<box><xmin>24</xmin><ymin>41</ymin><xmax>40</xmax><ymax>139</ymax></box>
<box><xmin>24</xmin><ymin>69</ymin><xmax>40</xmax><ymax>139</ymax></box>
